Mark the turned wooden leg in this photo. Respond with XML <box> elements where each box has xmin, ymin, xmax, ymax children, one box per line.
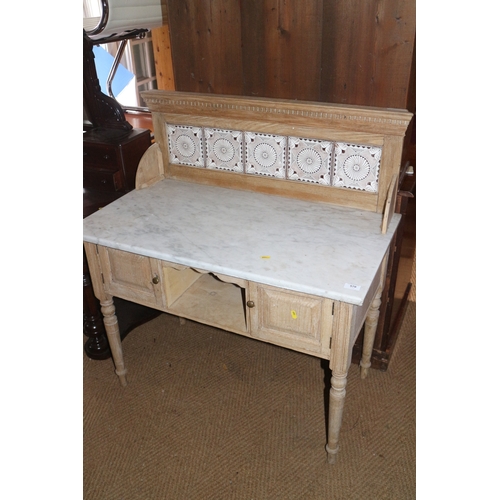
<box><xmin>360</xmin><ymin>287</ymin><xmax>383</xmax><ymax>379</ymax></box>
<box><xmin>326</xmin><ymin>301</ymin><xmax>354</xmax><ymax>465</ymax></box>
<box><xmin>325</xmin><ymin>371</ymin><xmax>348</xmax><ymax>464</ymax></box>
<box><xmin>100</xmin><ymin>297</ymin><xmax>128</xmax><ymax>386</ymax></box>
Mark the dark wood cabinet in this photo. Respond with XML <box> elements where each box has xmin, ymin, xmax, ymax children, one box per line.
<box><xmin>83</xmin><ymin>128</ymin><xmax>152</xmax><ymax>193</ymax></box>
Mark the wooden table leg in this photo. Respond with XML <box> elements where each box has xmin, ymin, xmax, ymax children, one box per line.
<box><xmin>360</xmin><ymin>286</ymin><xmax>383</xmax><ymax>379</ymax></box>
<box><xmin>326</xmin><ymin>301</ymin><xmax>353</xmax><ymax>464</ymax></box>
<box><xmin>101</xmin><ymin>297</ymin><xmax>128</xmax><ymax>387</ymax></box>
<box><xmin>326</xmin><ymin>370</ymin><xmax>348</xmax><ymax>464</ymax></box>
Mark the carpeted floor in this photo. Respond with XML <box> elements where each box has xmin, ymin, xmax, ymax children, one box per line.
<box><xmin>84</xmin><ymin>300</ymin><xmax>415</xmax><ymax>499</ymax></box>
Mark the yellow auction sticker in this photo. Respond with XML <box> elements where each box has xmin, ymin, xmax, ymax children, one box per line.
<box><xmin>291</xmin><ymin>310</ymin><xmax>297</xmax><ymax>319</ymax></box>
<box><xmin>261</xmin><ymin>256</ymin><xmax>271</xmax><ymax>259</ymax></box>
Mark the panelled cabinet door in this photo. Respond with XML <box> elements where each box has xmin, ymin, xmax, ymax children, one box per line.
<box><xmin>98</xmin><ymin>246</ymin><xmax>165</xmax><ymax>309</ymax></box>
<box><xmin>248</xmin><ymin>283</ymin><xmax>333</xmax><ymax>358</ymax></box>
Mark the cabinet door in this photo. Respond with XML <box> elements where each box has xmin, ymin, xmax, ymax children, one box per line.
<box><xmin>98</xmin><ymin>246</ymin><xmax>165</xmax><ymax>309</ymax></box>
<box><xmin>248</xmin><ymin>283</ymin><xmax>333</xmax><ymax>358</ymax></box>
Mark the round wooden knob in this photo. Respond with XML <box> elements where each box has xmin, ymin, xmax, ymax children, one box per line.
<box><xmin>246</xmin><ymin>300</ymin><xmax>255</xmax><ymax>308</ymax></box>
<box><xmin>152</xmin><ymin>275</ymin><xmax>160</xmax><ymax>284</ymax></box>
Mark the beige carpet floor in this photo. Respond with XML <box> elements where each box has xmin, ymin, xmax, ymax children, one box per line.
<box><xmin>84</xmin><ymin>300</ymin><xmax>415</xmax><ymax>499</ymax></box>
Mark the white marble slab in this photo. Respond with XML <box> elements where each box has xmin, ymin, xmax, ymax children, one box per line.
<box><xmin>83</xmin><ymin>179</ymin><xmax>400</xmax><ymax>306</ymax></box>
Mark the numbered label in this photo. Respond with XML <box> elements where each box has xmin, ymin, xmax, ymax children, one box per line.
<box><xmin>344</xmin><ymin>283</ymin><xmax>361</xmax><ymax>291</ymax></box>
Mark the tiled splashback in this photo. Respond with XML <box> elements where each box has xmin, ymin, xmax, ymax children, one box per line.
<box><xmin>166</xmin><ymin>124</ymin><xmax>382</xmax><ymax>193</ymax></box>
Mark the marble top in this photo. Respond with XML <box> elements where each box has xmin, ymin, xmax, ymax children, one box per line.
<box><xmin>83</xmin><ymin>179</ymin><xmax>400</xmax><ymax>306</ymax></box>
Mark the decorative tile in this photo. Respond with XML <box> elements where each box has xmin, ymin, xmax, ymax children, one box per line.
<box><xmin>204</xmin><ymin>128</ymin><xmax>244</xmax><ymax>172</ymax></box>
<box><xmin>287</xmin><ymin>137</ymin><xmax>332</xmax><ymax>185</ymax></box>
<box><xmin>244</xmin><ymin>132</ymin><xmax>287</xmax><ymax>178</ymax></box>
<box><xmin>166</xmin><ymin>124</ymin><xmax>205</xmax><ymax>167</ymax></box>
<box><xmin>332</xmin><ymin>143</ymin><xmax>382</xmax><ymax>192</ymax></box>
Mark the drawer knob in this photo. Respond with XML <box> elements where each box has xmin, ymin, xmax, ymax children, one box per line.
<box><xmin>246</xmin><ymin>300</ymin><xmax>255</xmax><ymax>308</ymax></box>
<box><xmin>152</xmin><ymin>275</ymin><xmax>160</xmax><ymax>285</ymax></box>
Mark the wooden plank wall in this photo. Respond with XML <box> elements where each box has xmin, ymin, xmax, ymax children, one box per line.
<box><xmin>153</xmin><ymin>0</ymin><xmax>415</xmax><ymax>110</ymax></box>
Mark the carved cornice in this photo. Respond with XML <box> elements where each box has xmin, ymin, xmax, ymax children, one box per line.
<box><xmin>141</xmin><ymin>91</ymin><xmax>412</xmax><ymax>136</ymax></box>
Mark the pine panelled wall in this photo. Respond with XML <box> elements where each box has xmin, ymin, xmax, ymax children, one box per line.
<box><xmin>152</xmin><ymin>0</ymin><xmax>415</xmax><ymax>111</ymax></box>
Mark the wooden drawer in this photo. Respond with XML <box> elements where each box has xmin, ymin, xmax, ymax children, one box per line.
<box><xmin>248</xmin><ymin>283</ymin><xmax>333</xmax><ymax>358</ymax></box>
<box><xmin>83</xmin><ymin>128</ymin><xmax>151</xmax><ymax>192</ymax></box>
<box><xmin>83</xmin><ymin>167</ymin><xmax>124</xmax><ymax>191</ymax></box>
<box><xmin>83</xmin><ymin>144</ymin><xmax>118</xmax><ymax>167</ymax></box>
<box><xmin>98</xmin><ymin>247</ymin><xmax>165</xmax><ymax>309</ymax></box>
